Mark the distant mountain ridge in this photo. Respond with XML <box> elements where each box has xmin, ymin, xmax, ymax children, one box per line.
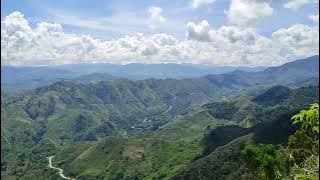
<box><xmin>2</xmin><ymin>55</ymin><xmax>318</xmax><ymax>92</ymax></box>
<box><xmin>2</xmin><ymin>62</ymin><xmax>268</xmax><ymax>92</ymax></box>
<box><xmin>207</xmin><ymin>55</ymin><xmax>319</xmax><ymax>90</ymax></box>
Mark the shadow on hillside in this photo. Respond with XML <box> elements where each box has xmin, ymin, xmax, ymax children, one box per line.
<box><xmin>194</xmin><ymin>111</ymin><xmax>300</xmax><ymax>162</ymax></box>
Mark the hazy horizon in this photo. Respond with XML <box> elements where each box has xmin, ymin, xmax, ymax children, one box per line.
<box><xmin>1</xmin><ymin>55</ymin><xmax>319</xmax><ymax>69</ymax></box>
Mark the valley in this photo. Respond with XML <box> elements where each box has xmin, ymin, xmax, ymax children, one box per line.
<box><xmin>1</xmin><ymin>56</ymin><xmax>319</xmax><ymax>179</ymax></box>
<box><xmin>1</xmin><ymin>1</ymin><xmax>319</xmax><ymax>179</ymax></box>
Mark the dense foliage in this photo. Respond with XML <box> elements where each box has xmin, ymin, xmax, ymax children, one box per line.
<box><xmin>241</xmin><ymin>144</ymin><xmax>291</xmax><ymax>179</ymax></box>
<box><xmin>291</xmin><ymin>103</ymin><xmax>319</xmax><ymax>135</ymax></box>
<box><xmin>241</xmin><ymin>103</ymin><xmax>319</xmax><ymax>180</ymax></box>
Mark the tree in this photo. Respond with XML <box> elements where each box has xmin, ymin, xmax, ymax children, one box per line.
<box><xmin>291</xmin><ymin>103</ymin><xmax>319</xmax><ymax>137</ymax></box>
<box><xmin>241</xmin><ymin>144</ymin><xmax>284</xmax><ymax>180</ymax></box>
<box><xmin>289</xmin><ymin>103</ymin><xmax>319</xmax><ymax>179</ymax></box>
<box><xmin>241</xmin><ymin>103</ymin><xmax>319</xmax><ymax>179</ymax></box>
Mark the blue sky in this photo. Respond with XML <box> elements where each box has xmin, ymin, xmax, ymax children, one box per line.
<box><xmin>1</xmin><ymin>0</ymin><xmax>319</xmax><ymax>66</ymax></box>
<box><xmin>1</xmin><ymin>0</ymin><xmax>225</xmax><ymax>39</ymax></box>
<box><xmin>2</xmin><ymin>0</ymin><xmax>317</xmax><ymax>39</ymax></box>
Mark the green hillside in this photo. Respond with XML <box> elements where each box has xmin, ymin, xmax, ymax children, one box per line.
<box><xmin>1</xmin><ymin>56</ymin><xmax>319</xmax><ymax>179</ymax></box>
<box><xmin>171</xmin><ymin>85</ymin><xmax>319</xmax><ymax>179</ymax></box>
<box><xmin>2</xmin><ymin>84</ymin><xmax>315</xmax><ymax>179</ymax></box>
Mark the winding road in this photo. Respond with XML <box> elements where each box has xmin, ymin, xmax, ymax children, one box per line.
<box><xmin>143</xmin><ymin>105</ymin><xmax>173</xmax><ymax>123</ymax></box>
<box><xmin>127</xmin><ymin>95</ymin><xmax>177</xmax><ymax>133</ymax></box>
<box><xmin>142</xmin><ymin>95</ymin><xmax>176</xmax><ymax>123</ymax></box>
<box><xmin>48</xmin><ymin>156</ymin><xmax>75</xmax><ymax>180</ymax></box>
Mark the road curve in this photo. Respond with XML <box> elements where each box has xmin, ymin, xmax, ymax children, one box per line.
<box><xmin>48</xmin><ymin>156</ymin><xmax>75</xmax><ymax>180</ymax></box>
<box><xmin>143</xmin><ymin>105</ymin><xmax>173</xmax><ymax>123</ymax></box>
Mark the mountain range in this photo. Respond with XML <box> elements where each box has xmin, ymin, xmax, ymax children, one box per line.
<box><xmin>1</xmin><ymin>55</ymin><xmax>319</xmax><ymax>179</ymax></box>
<box><xmin>2</xmin><ymin>63</ymin><xmax>268</xmax><ymax>92</ymax></box>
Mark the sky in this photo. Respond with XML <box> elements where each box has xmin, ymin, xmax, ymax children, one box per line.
<box><xmin>1</xmin><ymin>0</ymin><xmax>319</xmax><ymax>66</ymax></box>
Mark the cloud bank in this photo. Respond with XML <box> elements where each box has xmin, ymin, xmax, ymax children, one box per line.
<box><xmin>1</xmin><ymin>11</ymin><xmax>319</xmax><ymax>66</ymax></box>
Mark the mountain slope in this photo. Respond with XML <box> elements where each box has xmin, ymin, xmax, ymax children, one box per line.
<box><xmin>71</xmin><ymin>73</ymin><xmax>119</xmax><ymax>84</ymax></box>
<box><xmin>204</xmin><ymin>55</ymin><xmax>319</xmax><ymax>91</ymax></box>
<box><xmin>1</xmin><ymin>56</ymin><xmax>319</xmax><ymax>179</ymax></box>
<box><xmin>171</xmin><ymin>86</ymin><xmax>319</xmax><ymax>180</ymax></box>
<box><xmin>171</xmin><ymin>110</ymin><xmax>299</xmax><ymax>180</ymax></box>
<box><xmin>37</xmin><ymin>85</ymin><xmax>318</xmax><ymax>180</ymax></box>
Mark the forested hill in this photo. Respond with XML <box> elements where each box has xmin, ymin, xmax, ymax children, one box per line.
<box><xmin>1</xmin><ymin>55</ymin><xmax>319</xmax><ymax>179</ymax></box>
<box><xmin>172</xmin><ymin>85</ymin><xmax>319</xmax><ymax>180</ymax></box>
<box><xmin>1</xmin><ymin>56</ymin><xmax>319</xmax><ymax>147</ymax></box>
<box><xmin>205</xmin><ymin>55</ymin><xmax>319</xmax><ymax>90</ymax></box>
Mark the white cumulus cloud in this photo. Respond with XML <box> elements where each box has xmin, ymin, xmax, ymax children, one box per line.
<box><xmin>186</xmin><ymin>20</ymin><xmax>259</xmax><ymax>45</ymax></box>
<box><xmin>283</xmin><ymin>0</ymin><xmax>316</xmax><ymax>10</ymax></box>
<box><xmin>186</xmin><ymin>20</ymin><xmax>212</xmax><ymax>42</ymax></box>
<box><xmin>272</xmin><ymin>24</ymin><xmax>319</xmax><ymax>59</ymax></box>
<box><xmin>226</xmin><ymin>0</ymin><xmax>273</xmax><ymax>26</ymax></box>
<box><xmin>148</xmin><ymin>6</ymin><xmax>166</xmax><ymax>30</ymax></box>
<box><xmin>1</xmin><ymin>12</ymin><xmax>319</xmax><ymax>67</ymax></box>
<box><xmin>191</xmin><ymin>0</ymin><xmax>215</xmax><ymax>9</ymax></box>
